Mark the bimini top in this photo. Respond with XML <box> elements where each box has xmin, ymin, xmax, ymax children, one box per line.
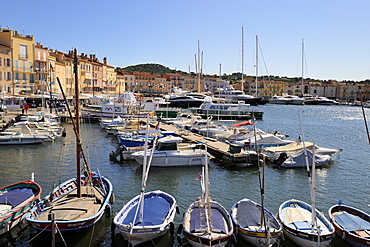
<box><xmin>264</xmin><ymin>142</ymin><xmax>316</xmax><ymax>152</ymax></box>
<box><xmin>155</xmin><ymin>136</ymin><xmax>183</xmax><ymax>151</ymax></box>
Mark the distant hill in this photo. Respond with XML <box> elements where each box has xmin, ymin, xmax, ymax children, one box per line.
<box><xmin>117</xmin><ymin>63</ymin><xmax>369</xmax><ymax>84</ymax></box>
<box><xmin>119</xmin><ymin>63</ymin><xmax>192</xmax><ymax>76</ymax></box>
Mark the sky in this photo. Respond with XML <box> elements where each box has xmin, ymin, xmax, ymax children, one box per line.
<box><xmin>2</xmin><ymin>0</ymin><xmax>370</xmax><ymax>81</ymax></box>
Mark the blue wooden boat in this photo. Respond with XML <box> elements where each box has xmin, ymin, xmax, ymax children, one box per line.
<box><xmin>0</xmin><ymin>179</ymin><xmax>42</xmax><ymax>236</ymax></box>
<box><xmin>113</xmin><ymin>116</ymin><xmax>178</xmax><ymax>246</ymax></box>
<box><xmin>329</xmin><ymin>203</ymin><xmax>370</xmax><ymax>247</ymax></box>
<box><xmin>113</xmin><ymin>190</ymin><xmax>178</xmax><ymax>246</ymax></box>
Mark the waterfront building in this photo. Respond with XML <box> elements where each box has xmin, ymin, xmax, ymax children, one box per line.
<box><xmin>0</xmin><ymin>44</ymin><xmax>12</xmax><ymax>93</ymax></box>
<box><xmin>33</xmin><ymin>43</ymin><xmax>49</xmax><ymax>94</ymax></box>
<box><xmin>104</xmin><ymin>58</ymin><xmax>116</xmax><ymax>94</ymax></box>
<box><xmin>0</xmin><ymin>28</ymin><xmax>35</xmax><ymax>94</ymax></box>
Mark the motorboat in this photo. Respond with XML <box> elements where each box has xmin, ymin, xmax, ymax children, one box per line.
<box><xmin>168</xmin><ymin>93</ymin><xmax>212</xmax><ymax>108</ymax></box>
<box><xmin>189</xmin><ymin>101</ymin><xmax>264</xmax><ymax>120</ymax></box>
<box><xmin>283</xmin><ymin>95</ymin><xmax>305</xmax><ymax>105</ymax></box>
<box><xmin>328</xmin><ymin>202</ymin><xmax>370</xmax><ymax>247</ymax></box>
<box><xmin>262</xmin><ymin>141</ymin><xmax>341</xmax><ymax>163</ymax></box>
<box><xmin>80</xmin><ymin>91</ymin><xmax>139</xmax><ymax>119</ymax></box>
<box><xmin>268</xmin><ymin>95</ymin><xmax>289</xmax><ymax>105</ymax></box>
<box><xmin>278</xmin><ymin>199</ymin><xmax>335</xmax><ymax>246</ymax></box>
<box><xmin>277</xmin><ymin>148</ymin><xmax>331</xmax><ymax>168</ymax></box>
<box><xmin>214</xmin><ymin>88</ymin><xmax>263</xmax><ymax>106</ymax></box>
<box><xmin>131</xmin><ymin>136</ymin><xmax>209</xmax><ymax>167</ymax></box>
<box><xmin>304</xmin><ymin>96</ymin><xmax>338</xmax><ymax>105</ymax></box>
<box><xmin>227</xmin><ymin>127</ymin><xmax>293</xmax><ymax>149</ymax></box>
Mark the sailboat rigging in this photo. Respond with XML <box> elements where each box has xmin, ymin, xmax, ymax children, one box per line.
<box><xmin>277</xmin><ymin>109</ymin><xmax>334</xmax><ymax>246</ymax></box>
<box><xmin>113</xmin><ymin>115</ymin><xmax>178</xmax><ymax>246</ymax></box>
<box><xmin>26</xmin><ymin>48</ymin><xmax>113</xmax><ymax>234</ymax></box>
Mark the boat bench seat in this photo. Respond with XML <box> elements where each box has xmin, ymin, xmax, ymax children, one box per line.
<box><xmin>44</xmin><ymin>198</ymin><xmax>96</xmax><ymax>221</ymax></box>
<box><xmin>354</xmin><ymin>230</ymin><xmax>370</xmax><ymax>238</ymax></box>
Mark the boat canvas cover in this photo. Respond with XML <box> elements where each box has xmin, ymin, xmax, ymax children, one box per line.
<box><xmin>264</xmin><ymin>142</ymin><xmax>315</xmax><ymax>152</ymax></box>
<box><xmin>236</xmin><ymin>200</ymin><xmax>280</xmax><ymax>229</ymax></box>
<box><xmin>122</xmin><ymin>196</ymin><xmax>170</xmax><ymax>226</ymax></box>
<box><xmin>282</xmin><ymin>149</ymin><xmax>330</xmax><ymax>167</ymax></box>
<box><xmin>0</xmin><ymin>188</ymin><xmax>34</xmax><ymax>207</ymax></box>
<box><xmin>190</xmin><ymin>208</ymin><xmax>226</xmax><ymax>233</ymax></box>
<box><xmin>334</xmin><ymin>212</ymin><xmax>370</xmax><ymax>231</ymax></box>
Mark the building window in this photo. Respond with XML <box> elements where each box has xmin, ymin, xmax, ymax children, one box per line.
<box><xmin>20</xmin><ymin>44</ymin><xmax>28</xmax><ymax>59</ymax></box>
<box><xmin>23</xmin><ymin>60</ymin><xmax>26</xmax><ymax>72</ymax></box>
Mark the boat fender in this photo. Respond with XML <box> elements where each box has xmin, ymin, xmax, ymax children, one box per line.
<box><xmin>176</xmin><ymin>206</ymin><xmax>180</xmax><ymax>214</ymax></box>
<box><xmin>342</xmin><ymin>230</ymin><xmax>347</xmax><ymax>239</ymax></box>
<box><xmin>105</xmin><ymin>204</ymin><xmax>112</xmax><ymax>218</ymax></box>
<box><xmin>170</xmin><ymin>222</ymin><xmax>175</xmax><ymax>235</ymax></box>
<box><xmin>176</xmin><ymin>223</ymin><xmax>183</xmax><ymax>235</ymax></box>
<box><xmin>109</xmin><ymin>193</ymin><xmax>115</xmax><ymax>204</ymax></box>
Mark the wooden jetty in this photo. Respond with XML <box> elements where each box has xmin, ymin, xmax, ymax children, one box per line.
<box><xmin>153</xmin><ymin>121</ymin><xmax>259</xmax><ymax>165</ymax></box>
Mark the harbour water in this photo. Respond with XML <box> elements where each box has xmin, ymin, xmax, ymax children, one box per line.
<box><xmin>0</xmin><ymin>104</ymin><xmax>368</xmax><ymax>246</ymax></box>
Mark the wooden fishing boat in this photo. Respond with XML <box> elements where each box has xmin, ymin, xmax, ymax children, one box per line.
<box><xmin>230</xmin><ymin>199</ymin><xmax>282</xmax><ymax>247</ymax></box>
<box><xmin>277</xmin><ymin>110</ymin><xmax>335</xmax><ymax>246</ymax></box>
<box><xmin>113</xmin><ymin>115</ymin><xmax>178</xmax><ymax>246</ymax></box>
<box><xmin>26</xmin><ymin>49</ymin><xmax>113</xmax><ymax>233</ymax></box>
<box><xmin>26</xmin><ymin>173</ymin><xmax>112</xmax><ymax>231</ymax></box>
<box><xmin>231</xmin><ymin>115</ymin><xmax>282</xmax><ymax>247</ymax></box>
<box><xmin>182</xmin><ymin>145</ymin><xmax>234</xmax><ymax>247</ymax></box>
<box><xmin>0</xmin><ymin>179</ymin><xmax>42</xmax><ymax>235</ymax></box>
<box><xmin>328</xmin><ymin>203</ymin><xmax>370</xmax><ymax>247</ymax></box>
<box><xmin>113</xmin><ymin>190</ymin><xmax>178</xmax><ymax>246</ymax></box>
<box><xmin>278</xmin><ymin>199</ymin><xmax>335</xmax><ymax>246</ymax></box>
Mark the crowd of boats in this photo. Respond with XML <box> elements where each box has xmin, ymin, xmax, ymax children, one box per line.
<box><xmin>1</xmin><ymin>86</ymin><xmax>369</xmax><ymax>247</ymax></box>
<box><xmin>1</xmin><ymin>110</ymin><xmax>368</xmax><ymax>247</ymax></box>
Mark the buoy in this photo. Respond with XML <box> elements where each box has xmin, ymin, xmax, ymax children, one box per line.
<box><xmin>105</xmin><ymin>204</ymin><xmax>111</xmax><ymax>218</ymax></box>
<box><xmin>177</xmin><ymin>223</ymin><xmax>183</xmax><ymax>235</ymax></box>
<box><xmin>170</xmin><ymin>222</ymin><xmax>175</xmax><ymax>235</ymax></box>
<box><xmin>109</xmin><ymin>193</ymin><xmax>115</xmax><ymax>204</ymax></box>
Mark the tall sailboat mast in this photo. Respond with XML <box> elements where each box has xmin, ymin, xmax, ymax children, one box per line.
<box><xmin>241</xmin><ymin>24</ymin><xmax>244</xmax><ymax>92</ymax></box>
<box><xmin>301</xmin><ymin>39</ymin><xmax>304</xmax><ymax>95</ymax></box>
<box><xmin>73</xmin><ymin>48</ymin><xmax>81</xmax><ymax>198</ymax></box>
<box><xmin>255</xmin><ymin>35</ymin><xmax>259</xmax><ymax>97</ymax></box>
<box><xmin>198</xmin><ymin>41</ymin><xmax>201</xmax><ymax>93</ymax></box>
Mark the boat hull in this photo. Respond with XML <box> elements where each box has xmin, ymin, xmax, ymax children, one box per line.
<box><xmin>0</xmin><ymin>180</ymin><xmax>42</xmax><ymax>236</ymax></box>
<box><xmin>329</xmin><ymin>204</ymin><xmax>370</xmax><ymax>247</ymax></box>
<box><xmin>113</xmin><ymin>190</ymin><xmax>177</xmax><ymax>246</ymax></box>
<box><xmin>26</xmin><ymin>173</ymin><xmax>113</xmax><ymax>232</ymax></box>
<box><xmin>278</xmin><ymin>199</ymin><xmax>334</xmax><ymax>247</ymax></box>
<box><xmin>182</xmin><ymin>200</ymin><xmax>234</xmax><ymax>247</ymax></box>
<box><xmin>132</xmin><ymin>150</ymin><xmax>208</xmax><ymax>167</ymax></box>
<box><xmin>230</xmin><ymin>198</ymin><xmax>282</xmax><ymax>247</ymax></box>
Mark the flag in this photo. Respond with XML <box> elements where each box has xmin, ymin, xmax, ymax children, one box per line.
<box><xmin>193</xmin><ymin>172</ymin><xmax>202</xmax><ymax>181</ymax></box>
<box><xmin>50</xmin><ymin>64</ymin><xmax>54</xmax><ymax>72</ymax></box>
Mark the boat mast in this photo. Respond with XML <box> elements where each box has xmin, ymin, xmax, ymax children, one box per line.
<box><xmin>74</xmin><ymin>48</ymin><xmax>81</xmax><ymax>198</ymax></box>
<box><xmin>255</xmin><ymin>35</ymin><xmax>259</xmax><ymax>97</ymax></box>
<box><xmin>301</xmin><ymin>39</ymin><xmax>304</xmax><ymax>95</ymax></box>
<box><xmin>198</xmin><ymin>41</ymin><xmax>201</xmax><ymax>93</ymax></box>
<box><xmin>241</xmin><ymin>24</ymin><xmax>245</xmax><ymax>92</ymax></box>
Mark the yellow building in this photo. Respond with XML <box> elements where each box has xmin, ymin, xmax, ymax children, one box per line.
<box><xmin>0</xmin><ymin>28</ymin><xmax>35</xmax><ymax>94</ymax></box>
<box><xmin>262</xmin><ymin>80</ymin><xmax>286</xmax><ymax>97</ymax></box>
<box><xmin>0</xmin><ymin>44</ymin><xmax>12</xmax><ymax>93</ymax></box>
<box><xmin>34</xmin><ymin>43</ymin><xmax>49</xmax><ymax>94</ymax></box>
